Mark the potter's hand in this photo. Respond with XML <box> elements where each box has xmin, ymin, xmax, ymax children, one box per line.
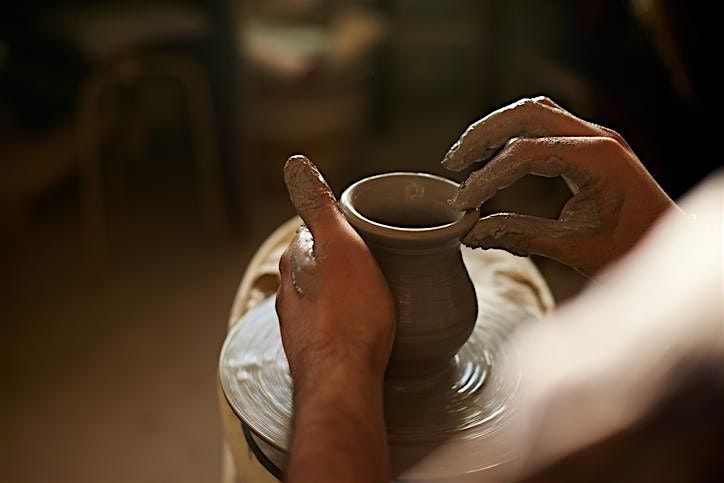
<box><xmin>444</xmin><ymin>96</ymin><xmax>677</xmax><ymax>276</ymax></box>
<box><xmin>278</xmin><ymin>155</ymin><xmax>394</xmax><ymax>483</ymax></box>
<box><xmin>278</xmin><ymin>155</ymin><xmax>395</xmax><ymax>382</ymax></box>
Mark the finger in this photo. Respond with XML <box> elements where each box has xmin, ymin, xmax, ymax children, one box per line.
<box><xmin>461</xmin><ymin>213</ymin><xmax>592</xmax><ymax>261</ymax></box>
<box><xmin>283</xmin><ymin>154</ymin><xmax>344</xmax><ymax>240</ymax></box>
<box><xmin>442</xmin><ymin>97</ymin><xmax>627</xmax><ymax>171</ymax></box>
<box><xmin>451</xmin><ymin>136</ymin><xmax>619</xmax><ymax>210</ymax></box>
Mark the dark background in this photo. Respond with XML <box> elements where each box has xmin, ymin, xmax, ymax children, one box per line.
<box><xmin>0</xmin><ymin>1</ymin><xmax>715</xmax><ymax>481</ymax></box>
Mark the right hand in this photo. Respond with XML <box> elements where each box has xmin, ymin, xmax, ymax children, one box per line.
<box><xmin>443</xmin><ymin>96</ymin><xmax>678</xmax><ymax>276</ymax></box>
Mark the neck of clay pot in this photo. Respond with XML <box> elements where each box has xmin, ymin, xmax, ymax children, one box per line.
<box><xmin>365</xmin><ymin>237</ymin><xmax>478</xmax><ymax>378</ymax></box>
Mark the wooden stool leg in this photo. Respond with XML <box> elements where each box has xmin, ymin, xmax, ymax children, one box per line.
<box><xmin>149</xmin><ymin>54</ymin><xmax>229</xmax><ymax>237</ymax></box>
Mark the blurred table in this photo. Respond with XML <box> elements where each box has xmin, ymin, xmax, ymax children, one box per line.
<box><xmin>218</xmin><ymin>217</ymin><xmax>554</xmax><ymax>482</ymax></box>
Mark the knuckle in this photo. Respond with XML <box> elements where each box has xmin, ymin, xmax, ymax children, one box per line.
<box><xmin>601</xmin><ymin>126</ymin><xmax>627</xmax><ymax>145</ymax></box>
<box><xmin>595</xmin><ymin>136</ymin><xmax>628</xmax><ymax>156</ymax></box>
<box><xmin>514</xmin><ymin>97</ymin><xmax>541</xmax><ymax>114</ymax></box>
<box><xmin>504</xmin><ymin>136</ymin><xmax>532</xmax><ymax>154</ymax></box>
<box><xmin>532</xmin><ymin>95</ymin><xmax>554</xmax><ymax>105</ymax></box>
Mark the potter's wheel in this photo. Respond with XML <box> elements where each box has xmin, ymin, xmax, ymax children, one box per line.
<box><xmin>219</xmin><ymin>249</ymin><xmax>544</xmax><ymax>480</ymax></box>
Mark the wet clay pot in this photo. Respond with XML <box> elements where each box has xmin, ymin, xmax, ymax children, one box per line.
<box><xmin>219</xmin><ymin>171</ymin><xmax>545</xmax><ymax>479</ymax></box>
<box><xmin>340</xmin><ymin>172</ymin><xmax>480</xmax><ymax>378</ymax></box>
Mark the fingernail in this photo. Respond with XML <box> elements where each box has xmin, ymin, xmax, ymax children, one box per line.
<box><xmin>450</xmin><ymin>184</ymin><xmax>495</xmax><ymax>211</ymax></box>
<box><xmin>449</xmin><ymin>191</ymin><xmax>474</xmax><ymax>210</ymax></box>
<box><xmin>441</xmin><ymin>139</ymin><xmax>463</xmax><ymax>170</ymax></box>
<box><xmin>462</xmin><ymin>229</ymin><xmax>529</xmax><ymax>256</ymax></box>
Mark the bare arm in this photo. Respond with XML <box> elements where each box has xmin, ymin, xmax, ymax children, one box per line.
<box><xmin>504</xmin><ymin>171</ymin><xmax>724</xmax><ymax>482</ymax></box>
<box><xmin>286</xmin><ymin>364</ymin><xmax>388</xmax><ymax>483</ymax></box>
<box><xmin>276</xmin><ymin>155</ymin><xmax>395</xmax><ymax>483</ymax></box>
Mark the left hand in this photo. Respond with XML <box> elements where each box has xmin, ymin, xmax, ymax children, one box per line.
<box><xmin>276</xmin><ymin>155</ymin><xmax>396</xmax><ymax>389</ymax></box>
<box><xmin>277</xmin><ymin>157</ymin><xmax>395</xmax><ymax>483</ymax></box>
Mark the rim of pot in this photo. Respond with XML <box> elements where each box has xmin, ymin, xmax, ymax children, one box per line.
<box><xmin>339</xmin><ymin>172</ymin><xmax>479</xmax><ymax>244</ymax></box>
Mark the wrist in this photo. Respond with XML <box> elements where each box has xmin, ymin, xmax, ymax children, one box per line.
<box><xmin>288</xmin><ymin>361</ymin><xmax>391</xmax><ymax>483</ymax></box>
<box><xmin>286</xmin><ymin>318</ymin><xmax>392</xmax><ymax>391</ymax></box>
<box><xmin>293</xmin><ymin>358</ymin><xmax>385</xmax><ymax>409</ymax></box>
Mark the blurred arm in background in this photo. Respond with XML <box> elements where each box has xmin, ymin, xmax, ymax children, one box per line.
<box><xmin>500</xmin><ymin>169</ymin><xmax>723</xmax><ymax>483</ymax></box>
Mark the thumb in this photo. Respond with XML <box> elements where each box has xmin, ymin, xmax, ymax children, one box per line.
<box><xmin>283</xmin><ymin>155</ymin><xmax>343</xmax><ymax>239</ymax></box>
<box><xmin>462</xmin><ymin>213</ymin><xmax>580</xmax><ymax>259</ymax></box>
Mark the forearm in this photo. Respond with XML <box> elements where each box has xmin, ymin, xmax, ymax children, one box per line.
<box><xmin>285</xmin><ymin>364</ymin><xmax>391</xmax><ymax>483</ymax></box>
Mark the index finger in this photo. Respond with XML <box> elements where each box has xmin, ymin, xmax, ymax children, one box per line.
<box><xmin>442</xmin><ymin>96</ymin><xmax>628</xmax><ymax>172</ymax></box>
<box><xmin>450</xmin><ymin>136</ymin><xmax>615</xmax><ymax>210</ymax></box>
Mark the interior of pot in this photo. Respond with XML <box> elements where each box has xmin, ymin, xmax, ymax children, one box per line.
<box><xmin>341</xmin><ymin>173</ymin><xmax>464</xmax><ymax>229</ymax></box>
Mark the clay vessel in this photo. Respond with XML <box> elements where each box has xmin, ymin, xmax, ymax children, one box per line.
<box><xmin>340</xmin><ymin>173</ymin><xmax>479</xmax><ymax>378</ymax></box>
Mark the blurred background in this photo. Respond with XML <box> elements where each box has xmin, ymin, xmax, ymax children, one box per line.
<box><xmin>0</xmin><ymin>0</ymin><xmax>714</xmax><ymax>481</ymax></box>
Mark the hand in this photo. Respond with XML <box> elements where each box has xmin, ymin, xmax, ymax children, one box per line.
<box><xmin>443</xmin><ymin>96</ymin><xmax>678</xmax><ymax>276</ymax></box>
<box><xmin>277</xmin><ymin>155</ymin><xmax>395</xmax><ymax>385</ymax></box>
<box><xmin>277</xmin><ymin>155</ymin><xmax>395</xmax><ymax>483</ymax></box>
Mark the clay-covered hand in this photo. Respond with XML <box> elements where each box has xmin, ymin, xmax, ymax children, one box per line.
<box><xmin>278</xmin><ymin>155</ymin><xmax>395</xmax><ymax>483</ymax></box>
<box><xmin>443</xmin><ymin>96</ymin><xmax>678</xmax><ymax>276</ymax></box>
<box><xmin>277</xmin><ymin>155</ymin><xmax>396</xmax><ymax>386</ymax></box>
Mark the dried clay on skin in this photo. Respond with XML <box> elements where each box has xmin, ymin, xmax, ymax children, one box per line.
<box><xmin>283</xmin><ymin>155</ymin><xmax>335</xmax><ymax>297</ymax></box>
<box><xmin>441</xmin><ymin>97</ymin><xmax>609</xmax><ymax>172</ymax></box>
<box><xmin>445</xmin><ymin>133</ymin><xmax>638</xmax><ymax>256</ymax></box>
<box><xmin>289</xmin><ymin>226</ymin><xmax>320</xmax><ymax>298</ymax></box>
<box><xmin>460</xmin><ymin>214</ymin><xmax>597</xmax><ymax>257</ymax></box>
<box><xmin>283</xmin><ymin>155</ymin><xmax>336</xmax><ymax>227</ymax></box>
<box><xmin>440</xmin><ymin>99</ymin><xmax>635</xmax><ymax>257</ymax></box>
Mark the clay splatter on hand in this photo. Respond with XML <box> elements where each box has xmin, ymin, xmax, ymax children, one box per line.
<box><xmin>288</xmin><ymin>225</ymin><xmax>320</xmax><ymax>298</ymax></box>
<box><xmin>283</xmin><ymin>154</ymin><xmax>337</xmax><ymax>298</ymax></box>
